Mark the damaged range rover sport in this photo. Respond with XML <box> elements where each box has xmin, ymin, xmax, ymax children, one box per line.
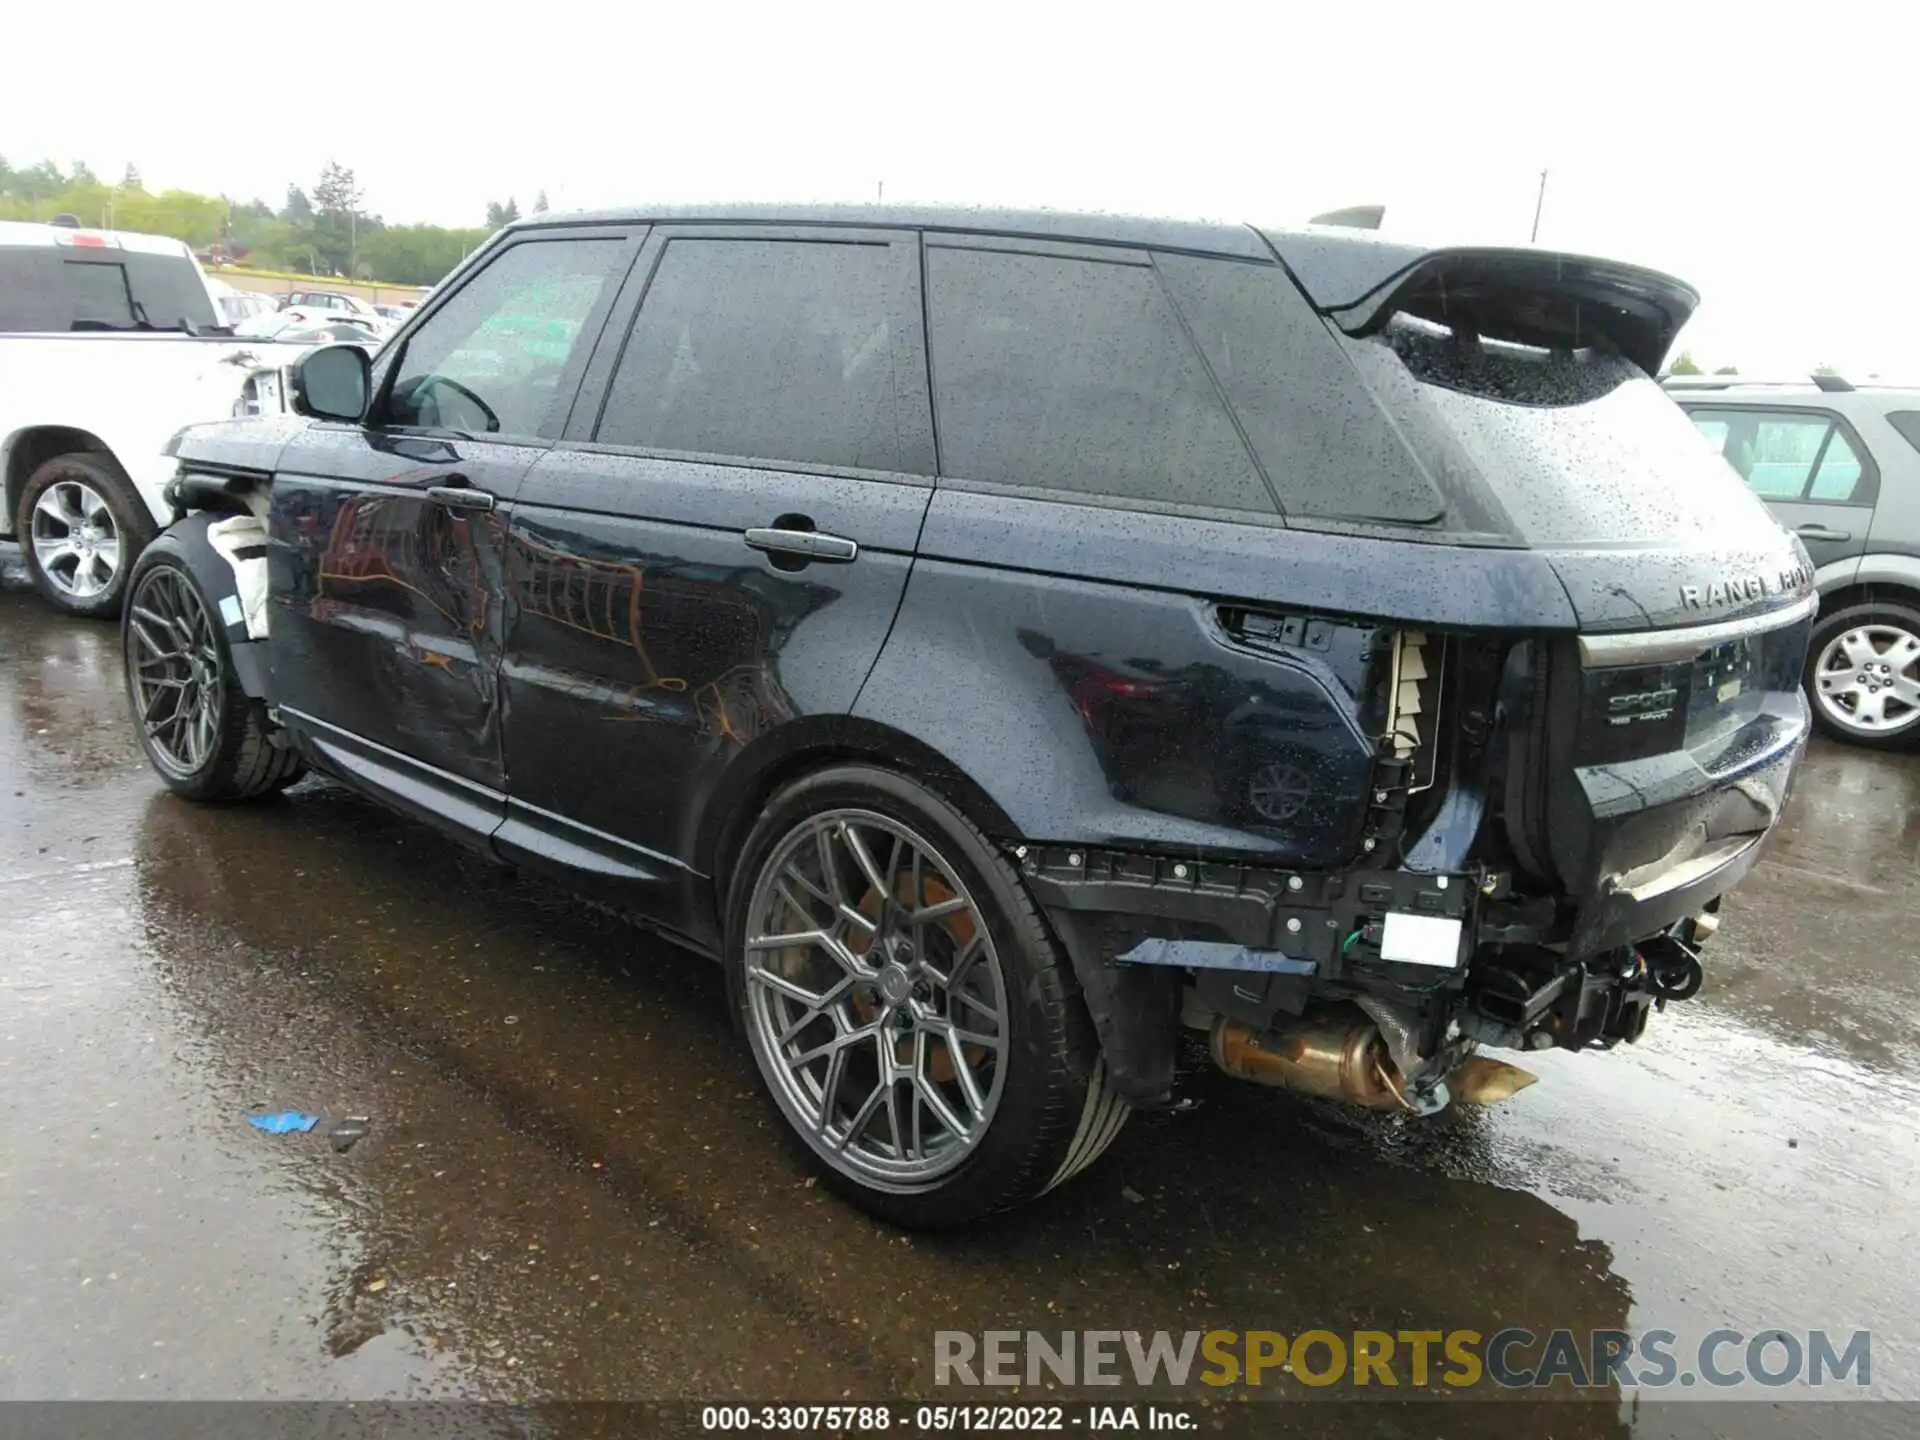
<box><xmin>126</xmin><ymin>206</ymin><xmax>1813</xmax><ymax>1226</ymax></box>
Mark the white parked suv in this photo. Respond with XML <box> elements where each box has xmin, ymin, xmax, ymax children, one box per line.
<box><xmin>0</xmin><ymin>221</ymin><xmax>303</xmax><ymax>615</ymax></box>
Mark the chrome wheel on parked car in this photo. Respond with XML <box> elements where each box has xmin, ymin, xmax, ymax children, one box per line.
<box><xmin>1811</xmin><ymin>622</ymin><xmax>1920</xmax><ymax>740</ymax></box>
<box><xmin>31</xmin><ymin>478</ymin><xmax>121</xmax><ymax>601</ymax></box>
<box><xmin>741</xmin><ymin>809</ymin><xmax>1009</xmax><ymax>1189</ymax></box>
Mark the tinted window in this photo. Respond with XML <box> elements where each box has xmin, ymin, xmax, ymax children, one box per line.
<box><xmin>65</xmin><ymin>261</ymin><xmax>136</xmax><ymax>328</ymax></box>
<box><xmin>1342</xmin><ymin>323</ymin><xmax>1775</xmax><ymax>547</ymax></box>
<box><xmin>1889</xmin><ymin>411</ymin><xmax>1920</xmax><ymax>456</ymax></box>
<box><xmin>0</xmin><ymin>247</ymin><xmax>217</xmax><ymax>333</ymax></box>
<box><xmin>386</xmin><ymin>238</ymin><xmax>623</xmax><ymax>439</ymax></box>
<box><xmin>598</xmin><ymin>238</ymin><xmax>930</xmax><ymax>473</ymax></box>
<box><xmin>0</xmin><ymin>249</ymin><xmax>63</xmax><ymax>330</ymax></box>
<box><xmin>924</xmin><ymin>246</ymin><xmax>1270</xmax><ymax>511</ymax></box>
<box><xmin>1156</xmin><ymin>253</ymin><xmax>1443</xmax><ymax>523</ymax></box>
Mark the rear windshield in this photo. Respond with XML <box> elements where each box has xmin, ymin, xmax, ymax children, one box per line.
<box><xmin>0</xmin><ymin>245</ymin><xmax>221</xmax><ymax>334</ymax></box>
<box><xmin>1342</xmin><ymin>318</ymin><xmax>1784</xmax><ymax>546</ymax></box>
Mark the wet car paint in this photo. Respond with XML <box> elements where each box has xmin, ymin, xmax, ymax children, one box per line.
<box><xmin>3</xmin><ymin>574</ymin><xmax>1917</xmax><ymax>1431</ymax></box>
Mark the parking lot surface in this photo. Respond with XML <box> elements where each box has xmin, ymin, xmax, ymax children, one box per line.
<box><xmin>2</xmin><ymin>571</ymin><xmax>1916</xmax><ymax>1435</ymax></box>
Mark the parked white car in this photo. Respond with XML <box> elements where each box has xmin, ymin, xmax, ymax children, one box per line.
<box><xmin>0</xmin><ymin>221</ymin><xmax>304</xmax><ymax>615</ymax></box>
<box><xmin>207</xmin><ymin>279</ymin><xmax>279</xmax><ymax>329</ymax></box>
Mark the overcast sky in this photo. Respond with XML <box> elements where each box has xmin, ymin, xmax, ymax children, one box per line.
<box><xmin>7</xmin><ymin>2</ymin><xmax>1912</xmax><ymax>377</ymax></box>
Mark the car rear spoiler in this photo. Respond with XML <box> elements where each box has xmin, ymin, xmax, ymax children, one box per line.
<box><xmin>1257</xmin><ymin>229</ymin><xmax>1700</xmax><ymax>376</ymax></box>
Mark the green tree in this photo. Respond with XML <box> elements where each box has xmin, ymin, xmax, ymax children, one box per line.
<box><xmin>1668</xmin><ymin>351</ymin><xmax>1703</xmax><ymax>375</ymax></box>
<box><xmin>533</xmin><ymin>189</ymin><xmax>549</xmax><ymax>214</ymax></box>
<box><xmin>281</xmin><ymin>185</ymin><xmax>313</xmax><ymax>223</ymax></box>
<box><xmin>1813</xmin><ymin>362</ymin><xmax>1842</xmax><ymax>376</ymax></box>
<box><xmin>69</xmin><ymin>160</ymin><xmax>99</xmax><ymax>187</ymax></box>
<box><xmin>1713</xmin><ymin>364</ymin><xmax>1739</xmax><ymax>375</ymax></box>
<box><xmin>485</xmin><ymin>198</ymin><xmax>520</xmax><ymax>228</ymax></box>
<box><xmin>121</xmin><ymin>163</ymin><xmax>143</xmax><ymax>192</ymax></box>
<box><xmin>363</xmin><ymin>223</ymin><xmax>491</xmax><ymax>287</ymax></box>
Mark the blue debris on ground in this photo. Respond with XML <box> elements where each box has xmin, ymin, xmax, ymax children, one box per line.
<box><xmin>247</xmin><ymin>1111</ymin><xmax>320</xmax><ymax>1134</ymax></box>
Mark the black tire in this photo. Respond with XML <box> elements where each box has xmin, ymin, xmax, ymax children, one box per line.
<box><xmin>724</xmin><ymin>764</ymin><xmax>1127</xmax><ymax>1227</ymax></box>
<box><xmin>18</xmin><ymin>452</ymin><xmax>159</xmax><ymax>619</ymax></box>
<box><xmin>1803</xmin><ymin>599</ymin><xmax>1920</xmax><ymax>752</ymax></box>
<box><xmin>120</xmin><ymin>543</ymin><xmax>306</xmax><ymax>801</ymax></box>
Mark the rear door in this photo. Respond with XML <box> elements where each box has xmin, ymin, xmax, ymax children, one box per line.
<box><xmin>495</xmin><ymin>224</ymin><xmax>935</xmax><ymax>933</ymax></box>
<box><xmin>1681</xmin><ymin>405</ymin><xmax>1877</xmax><ymax>571</ymax></box>
<box><xmin>856</xmin><ymin>239</ymin><xmax>1410</xmax><ymax>867</ymax></box>
<box><xmin>266</xmin><ymin>228</ymin><xmax>638</xmax><ymax>838</ymax></box>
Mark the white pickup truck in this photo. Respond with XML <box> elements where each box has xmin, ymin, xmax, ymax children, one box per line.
<box><xmin>0</xmin><ymin>221</ymin><xmax>302</xmax><ymax>616</ymax></box>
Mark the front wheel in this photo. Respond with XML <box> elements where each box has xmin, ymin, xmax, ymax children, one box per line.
<box><xmin>121</xmin><ymin>544</ymin><xmax>306</xmax><ymax>801</ymax></box>
<box><xmin>725</xmin><ymin>765</ymin><xmax>1127</xmax><ymax>1227</ymax></box>
<box><xmin>1804</xmin><ymin>600</ymin><xmax>1920</xmax><ymax>751</ymax></box>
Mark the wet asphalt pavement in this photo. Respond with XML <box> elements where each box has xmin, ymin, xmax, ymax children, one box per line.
<box><xmin>2</xmin><ymin>563</ymin><xmax>1917</xmax><ymax>1437</ymax></box>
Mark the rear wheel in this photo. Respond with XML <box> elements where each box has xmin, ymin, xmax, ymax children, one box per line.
<box><xmin>1804</xmin><ymin>600</ymin><xmax>1920</xmax><ymax>751</ymax></box>
<box><xmin>121</xmin><ymin>547</ymin><xmax>305</xmax><ymax>801</ymax></box>
<box><xmin>19</xmin><ymin>453</ymin><xmax>157</xmax><ymax>618</ymax></box>
<box><xmin>726</xmin><ymin>765</ymin><xmax>1126</xmax><ymax>1227</ymax></box>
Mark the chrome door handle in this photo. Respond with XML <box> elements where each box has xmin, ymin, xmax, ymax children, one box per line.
<box><xmin>426</xmin><ymin>484</ymin><xmax>496</xmax><ymax>513</ymax></box>
<box><xmin>1794</xmin><ymin>522</ymin><xmax>1850</xmax><ymax>541</ymax></box>
<box><xmin>744</xmin><ymin>527</ymin><xmax>858</xmax><ymax>563</ymax></box>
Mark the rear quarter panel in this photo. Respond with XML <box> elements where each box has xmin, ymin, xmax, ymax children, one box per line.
<box><xmin>855</xmin><ymin>489</ymin><xmax>1578</xmax><ymax>861</ymax></box>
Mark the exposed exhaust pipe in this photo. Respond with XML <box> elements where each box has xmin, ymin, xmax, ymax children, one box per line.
<box><xmin>1209</xmin><ymin>1008</ymin><xmax>1536</xmax><ymax>1110</ymax></box>
<box><xmin>1210</xmin><ymin>1009</ymin><xmax>1404</xmax><ymax>1109</ymax></box>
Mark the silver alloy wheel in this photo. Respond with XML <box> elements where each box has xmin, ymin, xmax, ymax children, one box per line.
<box><xmin>742</xmin><ymin>809</ymin><xmax>1009</xmax><ymax>1190</ymax></box>
<box><xmin>126</xmin><ymin>568</ymin><xmax>224</xmax><ymax>779</ymax></box>
<box><xmin>1812</xmin><ymin>624</ymin><xmax>1920</xmax><ymax>736</ymax></box>
<box><xmin>30</xmin><ymin>479</ymin><xmax>121</xmax><ymax>599</ymax></box>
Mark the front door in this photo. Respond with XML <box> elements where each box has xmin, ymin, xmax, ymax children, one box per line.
<box><xmin>267</xmin><ymin>228</ymin><xmax>640</xmax><ymax>837</ymax></box>
<box><xmin>494</xmin><ymin>225</ymin><xmax>936</xmax><ymax>935</ymax></box>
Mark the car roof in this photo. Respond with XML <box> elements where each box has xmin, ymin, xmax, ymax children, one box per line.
<box><xmin>0</xmin><ymin>219</ymin><xmax>196</xmax><ymax>257</ymax></box>
<box><xmin>512</xmin><ymin>203</ymin><xmax>1275</xmax><ymax>260</ymax></box>
<box><xmin>1663</xmin><ymin>377</ymin><xmax>1920</xmax><ymax>411</ymax></box>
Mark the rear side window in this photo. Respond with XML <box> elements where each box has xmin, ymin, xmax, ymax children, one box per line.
<box><xmin>924</xmin><ymin>245</ymin><xmax>1272</xmax><ymax>512</ymax></box>
<box><xmin>1683</xmin><ymin>408</ymin><xmax>1870</xmax><ymax>503</ymax></box>
<box><xmin>1155</xmin><ymin>253</ymin><xmax>1444</xmax><ymax>524</ymax></box>
<box><xmin>1887</xmin><ymin>411</ymin><xmax>1920</xmax><ymax>456</ymax></box>
<box><xmin>598</xmin><ymin>237</ymin><xmax>932</xmax><ymax>474</ymax></box>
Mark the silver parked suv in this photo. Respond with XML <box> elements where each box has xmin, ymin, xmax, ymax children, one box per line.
<box><xmin>1667</xmin><ymin>374</ymin><xmax>1920</xmax><ymax>749</ymax></box>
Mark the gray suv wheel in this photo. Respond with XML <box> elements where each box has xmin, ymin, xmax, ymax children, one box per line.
<box><xmin>1805</xmin><ymin>600</ymin><xmax>1920</xmax><ymax>749</ymax></box>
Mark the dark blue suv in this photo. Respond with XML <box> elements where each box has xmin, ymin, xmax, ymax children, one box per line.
<box><xmin>127</xmin><ymin>206</ymin><xmax>1814</xmax><ymax>1225</ymax></box>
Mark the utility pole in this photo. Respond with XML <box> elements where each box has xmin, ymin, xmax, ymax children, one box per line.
<box><xmin>877</xmin><ymin>180</ymin><xmax>884</xmax><ymax>202</ymax></box>
<box><xmin>1530</xmin><ymin>169</ymin><xmax>1548</xmax><ymax>243</ymax></box>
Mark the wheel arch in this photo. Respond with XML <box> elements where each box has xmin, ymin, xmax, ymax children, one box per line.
<box><xmin>3</xmin><ymin>426</ymin><xmax>122</xmax><ymax>534</ymax></box>
<box><xmin>129</xmin><ymin>515</ymin><xmax>273</xmax><ymax>702</ymax></box>
<box><xmin>1815</xmin><ymin>576</ymin><xmax>1920</xmax><ymax>621</ymax></box>
<box><xmin>695</xmin><ymin>715</ymin><xmax>1022</xmax><ymax>927</ymax></box>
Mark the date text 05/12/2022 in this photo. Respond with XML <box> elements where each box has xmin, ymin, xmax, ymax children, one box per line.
<box><xmin>700</xmin><ymin>1405</ymin><xmax>1193</xmax><ymax>1431</ymax></box>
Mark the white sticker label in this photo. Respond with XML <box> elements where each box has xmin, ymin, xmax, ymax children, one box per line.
<box><xmin>218</xmin><ymin>594</ymin><xmax>244</xmax><ymax>628</ymax></box>
<box><xmin>1380</xmin><ymin>912</ymin><xmax>1464</xmax><ymax>968</ymax></box>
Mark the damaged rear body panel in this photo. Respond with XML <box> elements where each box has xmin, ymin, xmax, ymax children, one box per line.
<box><xmin>862</xmin><ymin>228</ymin><xmax>1812</xmax><ymax>1113</ymax></box>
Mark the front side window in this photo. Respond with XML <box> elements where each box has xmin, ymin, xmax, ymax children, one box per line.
<box><xmin>598</xmin><ymin>237</ymin><xmax>930</xmax><ymax>473</ymax></box>
<box><xmin>924</xmin><ymin>245</ymin><xmax>1270</xmax><ymax>511</ymax></box>
<box><xmin>385</xmin><ymin>238</ymin><xmax>623</xmax><ymax>439</ymax></box>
